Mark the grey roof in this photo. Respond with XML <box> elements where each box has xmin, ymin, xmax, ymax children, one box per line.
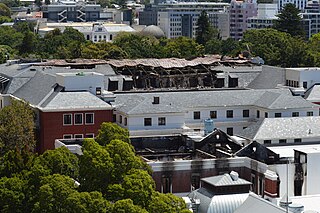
<box><xmin>234</xmin><ymin>193</ymin><xmax>287</xmax><ymax>213</ymax></box>
<box><xmin>141</xmin><ymin>25</ymin><xmax>165</xmax><ymax>38</ymax></box>
<box><xmin>202</xmin><ymin>174</ymin><xmax>251</xmax><ymax>187</ymax></box>
<box><xmin>42</xmin><ymin>91</ymin><xmax>112</xmax><ymax>110</ymax></box>
<box><xmin>13</xmin><ymin>71</ymin><xmax>56</xmax><ymax>106</ymax></box>
<box><xmin>238</xmin><ymin>117</ymin><xmax>320</xmax><ymax>140</ymax></box>
<box><xmin>248</xmin><ymin>65</ymin><xmax>286</xmax><ymax>89</ymax></box>
<box><xmin>114</xmin><ymin>89</ymin><xmax>316</xmax><ymax>115</ymax></box>
<box><xmin>305</xmin><ymin>84</ymin><xmax>320</xmax><ymax>102</ymax></box>
<box><xmin>188</xmin><ymin>188</ymin><xmax>249</xmax><ymax>213</ymax></box>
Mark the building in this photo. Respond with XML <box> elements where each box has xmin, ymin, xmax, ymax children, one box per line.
<box><xmin>301</xmin><ymin>0</ymin><xmax>320</xmax><ymax>38</ymax></box>
<box><xmin>237</xmin><ymin>117</ymin><xmax>320</xmax><ymax>146</ymax></box>
<box><xmin>37</xmin><ymin>22</ymin><xmax>135</xmax><ymax>42</ymax></box>
<box><xmin>278</xmin><ymin>0</ymin><xmax>308</xmax><ymax>11</ymax></box>
<box><xmin>139</xmin><ymin>2</ymin><xmax>230</xmax><ymax>39</ymax></box>
<box><xmin>247</xmin><ymin>4</ymin><xmax>278</xmax><ymax>30</ymax></box>
<box><xmin>229</xmin><ymin>0</ymin><xmax>258</xmax><ymax>40</ymax></box>
<box><xmin>41</xmin><ymin>0</ymin><xmax>101</xmax><ymax>22</ymax></box>
<box><xmin>187</xmin><ymin>172</ymin><xmax>251</xmax><ymax>213</ymax></box>
<box><xmin>0</xmin><ymin>61</ymin><xmax>120</xmax><ymax>152</ymax></box>
<box><xmin>112</xmin><ymin>88</ymin><xmax>318</xmax><ymax>137</ymax></box>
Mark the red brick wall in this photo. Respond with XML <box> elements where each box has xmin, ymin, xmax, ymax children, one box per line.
<box><xmin>38</xmin><ymin>110</ymin><xmax>113</xmax><ymax>153</ymax></box>
<box><xmin>264</xmin><ymin>178</ymin><xmax>278</xmax><ymax>198</ymax></box>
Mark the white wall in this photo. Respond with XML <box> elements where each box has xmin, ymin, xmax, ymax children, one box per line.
<box><xmin>56</xmin><ymin>72</ymin><xmax>105</xmax><ymax>93</ymax></box>
<box><xmin>306</xmin><ymin>152</ymin><xmax>320</xmax><ymax>195</ymax></box>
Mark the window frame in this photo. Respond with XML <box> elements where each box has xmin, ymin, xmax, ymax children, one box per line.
<box><xmin>63</xmin><ymin>134</ymin><xmax>72</xmax><ymax>139</ymax></box>
<box><xmin>279</xmin><ymin>139</ymin><xmax>287</xmax><ymax>144</ymax></box>
<box><xmin>74</xmin><ymin>113</ymin><xmax>83</xmax><ymax>125</ymax></box>
<box><xmin>85</xmin><ymin>113</ymin><xmax>94</xmax><ymax>125</ymax></box>
<box><xmin>63</xmin><ymin>114</ymin><xmax>72</xmax><ymax>126</ymax></box>
<box><xmin>275</xmin><ymin>113</ymin><xmax>282</xmax><ymax>118</ymax></box>
<box><xmin>158</xmin><ymin>117</ymin><xmax>166</xmax><ymax>126</ymax></box>
<box><xmin>85</xmin><ymin>133</ymin><xmax>95</xmax><ymax>138</ymax></box>
<box><xmin>243</xmin><ymin>109</ymin><xmax>249</xmax><ymax>118</ymax></box>
<box><xmin>74</xmin><ymin>134</ymin><xmax>83</xmax><ymax>139</ymax></box>
<box><xmin>193</xmin><ymin>111</ymin><xmax>200</xmax><ymax>120</ymax></box>
<box><xmin>144</xmin><ymin>118</ymin><xmax>152</xmax><ymax>126</ymax></box>
<box><xmin>307</xmin><ymin>111</ymin><xmax>313</xmax><ymax>116</ymax></box>
<box><xmin>210</xmin><ymin>111</ymin><xmax>217</xmax><ymax>119</ymax></box>
<box><xmin>292</xmin><ymin>112</ymin><xmax>299</xmax><ymax>117</ymax></box>
<box><xmin>226</xmin><ymin>127</ymin><xmax>233</xmax><ymax>135</ymax></box>
<box><xmin>226</xmin><ymin>110</ymin><xmax>233</xmax><ymax>118</ymax></box>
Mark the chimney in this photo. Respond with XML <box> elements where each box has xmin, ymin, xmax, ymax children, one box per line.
<box><xmin>152</xmin><ymin>96</ymin><xmax>159</xmax><ymax>104</ymax></box>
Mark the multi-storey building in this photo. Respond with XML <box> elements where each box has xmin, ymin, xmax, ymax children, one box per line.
<box><xmin>247</xmin><ymin>4</ymin><xmax>278</xmax><ymax>30</ymax></box>
<box><xmin>301</xmin><ymin>0</ymin><xmax>320</xmax><ymax>38</ymax></box>
<box><xmin>140</xmin><ymin>2</ymin><xmax>230</xmax><ymax>39</ymax></box>
<box><xmin>278</xmin><ymin>0</ymin><xmax>308</xmax><ymax>11</ymax></box>
<box><xmin>38</xmin><ymin>22</ymin><xmax>135</xmax><ymax>42</ymax></box>
<box><xmin>229</xmin><ymin>0</ymin><xmax>257</xmax><ymax>40</ymax></box>
<box><xmin>112</xmin><ymin>89</ymin><xmax>319</xmax><ymax>137</ymax></box>
<box><xmin>42</xmin><ymin>0</ymin><xmax>100</xmax><ymax>22</ymax></box>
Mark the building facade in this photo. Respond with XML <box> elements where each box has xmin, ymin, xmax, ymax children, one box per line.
<box><xmin>42</xmin><ymin>1</ymin><xmax>100</xmax><ymax>22</ymax></box>
<box><xmin>247</xmin><ymin>4</ymin><xmax>278</xmax><ymax>30</ymax></box>
<box><xmin>229</xmin><ymin>0</ymin><xmax>257</xmax><ymax>40</ymax></box>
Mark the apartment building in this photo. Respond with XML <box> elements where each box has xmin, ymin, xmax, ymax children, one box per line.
<box><xmin>229</xmin><ymin>0</ymin><xmax>257</xmax><ymax>40</ymax></box>
<box><xmin>301</xmin><ymin>0</ymin><xmax>320</xmax><ymax>38</ymax></box>
<box><xmin>140</xmin><ymin>2</ymin><xmax>229</xmax><ymax>39</ymax></box>
<box><xmin>112</xmin><ymin>89</ymin><xmax>319</xmax><ymax>137</ymax></box>
<box><xmin>247</xmin><ymin>4</ymin><xmax>278</xmax><ymax>30</ymax></box>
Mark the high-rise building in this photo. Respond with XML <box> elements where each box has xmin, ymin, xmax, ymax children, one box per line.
<box><xmin>229</xmin><ymin>0</ymin><xmax>257</xmax><ymax>40</ymax></box>
<box><xmin>247</xmin><ymin>4</ymin><xmax>278</xmax><ymax>30</ymax></box>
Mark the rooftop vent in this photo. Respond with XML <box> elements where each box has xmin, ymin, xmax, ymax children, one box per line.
<box><xmin>230</xmin><ymin>171</ymin><xmax>239</xmax><ymax>181</ymax></box>
<box><xmin>152</xmin><ymin>96</ymin><xmax>159</xmax><ymax>104</ymax></box>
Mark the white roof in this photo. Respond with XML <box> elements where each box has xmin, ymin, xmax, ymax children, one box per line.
<box><xmin>269</xmin><ymin>144</ymin><xmax>320</xmax><ymax>158</ymax></box>
<box><xmin>290</xmin><ymin>194</ymin><xmax>320</xmax><ymax>212</ymax></box>
<box><xmin>235</xmin><ymin>193</ymin><xmax>287</xmax><ymax>213</ymax></box>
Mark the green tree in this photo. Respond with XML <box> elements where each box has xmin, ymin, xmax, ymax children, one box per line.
<box><xmin>0</xmin><ymin>99</ymin><xmax>35</xmax><ymax>155</ymax></box>
<box><xmin>19</xmin><ymin>31</ymin><xmax>38</xmax><ymax>54</ymax></box>
<box><xmin>273</xmin><ymin>3</ymin><xmax>305</xmax><ymax>38</ymax></box>
<box><xmin>79</xmin><ymin>139</ymin><xmax>114</xmax><ymax>193</ymax></box>
<box><xmin>113</xmin><ymin>32</ymin><xmax>164</xmax><ymax>58</ymax></box>
<box><xmin>82</xmin><ymin>42</ymin><xmax>127</xmax><ymax>59</ymax></box>
<box><xmin>96</xmin><ymin>122</ymin><xmax>130</xmax><ymax>146</ymax></box>
<box><xmin>33</xmin><ymin>146</ymin><xmax>79</xmax><ymax>179</ymax></box>
<box><xmin>196</xmin><ymin>11</ymin><xmax>219</xmax><ymax>45</ymax></box>
<box><xmin>205</xmin><ymin>38</ymin><xmax>222</xmax><ymax>54</ymax></box>
<box><xmin>0</xmin><ymin>176</ymin><xmax>26</xmax><ymax>213</ymax></box>
<box><xmin>0</xmin><ymin>26</ymin><xmax>24</xmax><ymax>49</ymax></box>
<box><xmin>163</xmin><ymin>36</ymin><xmax>204</xmax><ymax>59</ymax></box>
<box><xmin>148</xmin><ymin>192</ymin><xmax>188</xmax><ymax>213</ymax></box>
<box><xmin>112</xmin><ymin>199</ymin><xmax>148</xmax><ymax>213</ymax></box>
<box><xmin>0</xmin><ymin>3</ymin><xmax>11</xmax><ymax>17</ymax></box>
<box><xmin>242</xmin><ymin>28</ymin><xmax>309</xmax><ymax>67</ymax></box>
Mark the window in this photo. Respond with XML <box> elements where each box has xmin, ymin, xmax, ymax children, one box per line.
<box><xmin>303</xmin><ymin>81</ymin><xmax>307</xmax><ymax>89</ymax></box>
<box><xmin>243</xmin><ymin>109</ymin><xmax>249</xmax><ymax>117</ymax></box>
<box><xmin>226</xmin><ymin>110</ymin><xmax>233</xmax><ymax>118</ymax></box>
<box><xmin>292</xmin><ymin>112</ymin><xmax>299</xmax><ymax>117</ymax></box>
<box><xmin>279</xmin><ymin>139</ymin><xmax>287</xmax><ymax>144</ymax></box>
<box><xmin>158</xmin><ymin>117</ymin><xmax>166</xmax><ymax>126</ymax></box>
<box><xmin>96</xmin><ymin>87</ymin><xmax>101</xmax><ymax>95</ymax></box>
<box><xmin>194</xmin><ymin>111</ymin><xmax>200</xmax><ymax>120</ymax></box>
<box><xmin>63</xmin><ymin>114</ymin><xmax>72</xmax><ymax>125</ymax></box>
<box><xmin>85</xmin><ymin>113</ymin><xmax>94</xmax><ymax>124</ymax></box>
<box><xmin>63</xmin><ymin>134</ymin><xmax>72</xmax><ymax>139</ymax></box>
<box><xmin>74</xmin><ymin>134</ymin><xmax>83</xmax><ymax>139</ymax></box>
<box><xmin>144</xmin><ymin>118</ymin><xmax>152</xmax><ymax>126</ymax></box>
<box><xmin>210</xmin><ymin>111</ymin><xmax>217</xmax><ymax>119</ymax></box>
<box><xmin>74</xmin><ymin>113</ymin><xmax>83</xmax><ymax>125</ymax></box>
<box><xmin>110</xmin><ymin>34</ymin><xmax>113</xmax><ymax>40</ymax></box>
<box><xmin>275</xmin><ymin>113</ymin><xmax>282</xmax><ymax>118</ymax></box>
<box><xmin>85</xmin><ymin>133</ymin><xmax>94</xmax><ymax>138</ymax></box>
<box><xmin>161</xmin><ymin>175</ymin><xmax>172</xmax><ymax>193</ymax></box>
<box><xmin>124</xmin><ymin>117</ymin><xmax>127</xmax><ymax>126</ymax></box>
<box><xmin>307</xmin><ymin>111</ymin><xmax>313</xmax><ymax>116</ymax></box>
<box><xmin>191</xmin><ymin>174</ymin><xmax>200</xmax><ymax>190</ymax></box>
<box><xmin>257</xmin><ymin>110</ymin><xmax>260</xmax><ymax>118</ymax></box>
<box><xmin>227</xmin><ymin>127</ymin><xmax>233</xmax><ymax>135</ymax></box>
<box><xmin>294</xmin><ymin>138</ymin><xmax>302</xmax><ymax>143</ymax></box>
<box><xmin>265</xmin><ymin>112</ymin><xmax>268</xmax><ymax>118</ymax></box>
<box><xmin>264</xmin><ymin>140</ymin><xmax>271</xmax><ymax>144</ymax></box>
<box><xmin>119</xmin><ymin>115</ymin><xmax>122</xmax><ymax>124</ymax></box>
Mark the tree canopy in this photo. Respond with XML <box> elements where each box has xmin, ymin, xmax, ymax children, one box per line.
<box><xmin>273</xmin><ymin>3</ymin><xmax>305</xmax><ymax>38</ymax></box>
<box><xmin>0</xmin><ymin>122</ymin><xmax>188</xmax><ymax>212</ymax></box>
